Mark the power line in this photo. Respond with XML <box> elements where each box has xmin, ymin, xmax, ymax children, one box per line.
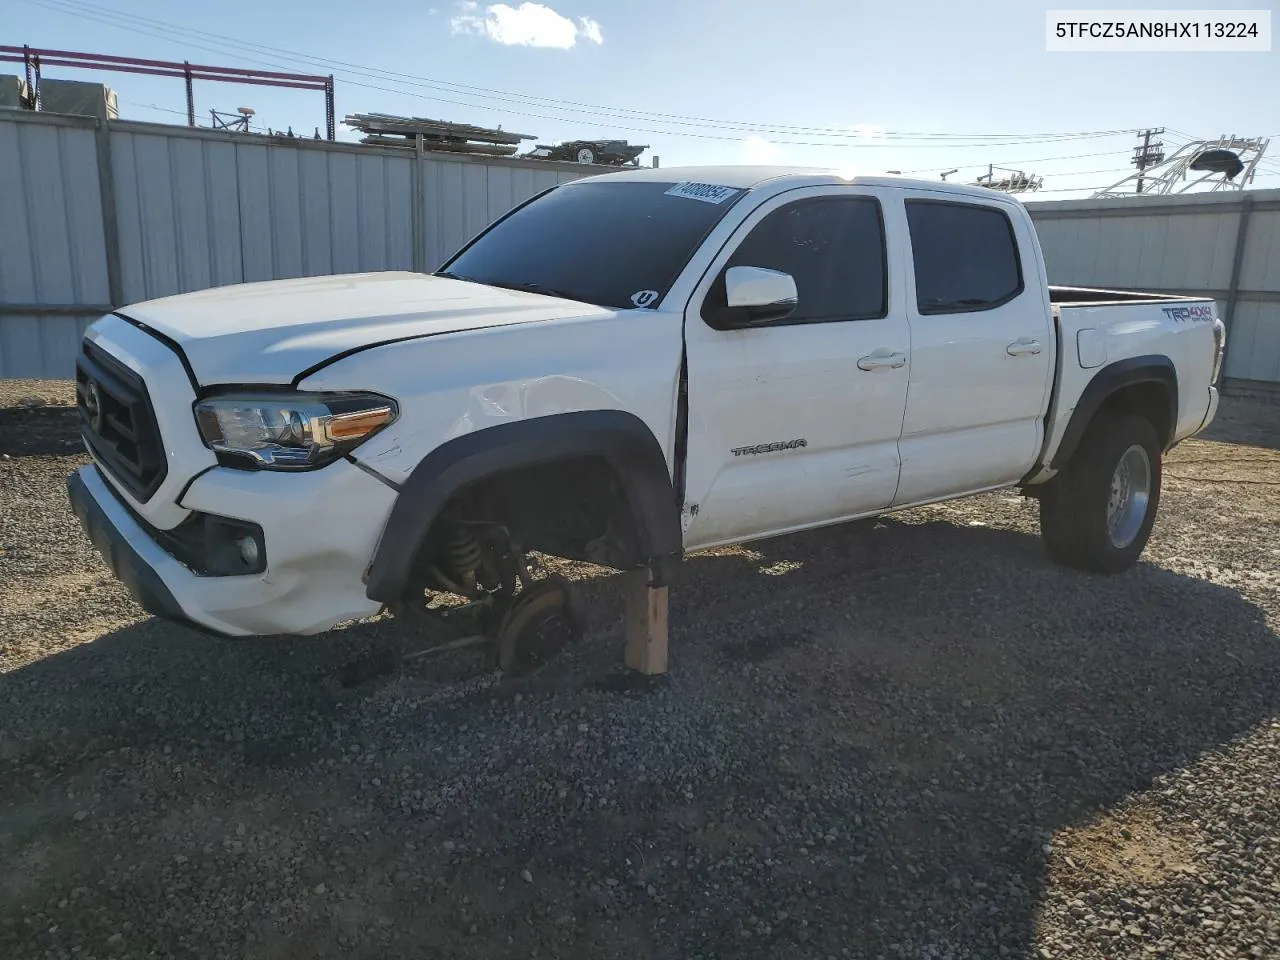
<box><xmin>109</xmin><ymin>100</ymin><xmax>1248</xmax><ymax>195</ymax></box>
<box><xmin>901</xmin><ymin>148</ymin><xmax>1135</xmax><ymax>175</ymax></box>
<box><xmin>1164</xmin><ymin>128</ymin><xmax>1280</xmax><ymax>143</ymax></box>
<box><xmin>1132</xmin><ymin>127</ymin><xmax>1166</xmax><ymax>194</ymax></box>
<box><xmin>119</xmin><ymin>98</ymin><xmax>189</xmax><ymax>119</ymax></box>
<box><xmin>1037</xmin><ymin>167</ymin><xmax>1280</xmax><ymax>195</ymax></box>
<box><xmin>1042</xmin><ymin>166</ymin><xmax>1136</xmax><ymax>178</ymax></box>
<box><xmin>101</xmin><ymin>102</ymin><xmax>1143</xmax><ymax>187</ymax></box>
<box><xmin>105</xmin><ymin>102</ymin><xmax>1253</xmax><ymax>193</ymax></box>
<box><xmin>1011</xmin><ymin>130</ymin><xmax>1280</xmax><ymax>194</ymax></box>
<box><xmin>111</xmin><ymin>98</ymin><xmax>1150</xmax><ymax>185</ymax></box>
<box><xmin>1034</xmin><ymin>184</ymin><xmax>1131</xmax><ymax>194</ymax></box>
<box><xmin>31</xmin><ymin>0</ymin><xmax>1142</xmax><ymax>139</ymax></box>
<box><xmin>120</xmin><ymin>98</ymin><xmax>273</xmax><ymax>133</ymax></box>
<box><xmin>28</xmin><ymin>0</ymin><xmax>1144</xmax><ymax>147</ymax></box>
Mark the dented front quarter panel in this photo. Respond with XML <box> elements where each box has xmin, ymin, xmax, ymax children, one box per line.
<box><xmin>297</xmin><ymin>308</ymin><xmax>686</xmax><ymax>486</ymax></box>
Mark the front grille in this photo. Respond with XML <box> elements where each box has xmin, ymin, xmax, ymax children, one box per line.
<box><xmin>76</xmin><ymin>341</ymin><xmax>168</xmax><ymax>502</ymax></box>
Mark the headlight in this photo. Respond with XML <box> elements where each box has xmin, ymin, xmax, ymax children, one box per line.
<box><xmin>194</xmin><ymin>392</ymin><xmax>397</xmax><ymax>469</ymax></box>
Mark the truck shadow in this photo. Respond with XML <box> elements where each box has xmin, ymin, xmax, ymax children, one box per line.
<box><xmin>0</xmin><ymin>403</ymin><xmax>81</xmax><ymax>457</ymax></box>
<box><xmin>2</xmin><ymin>516</ymin><xmax>1277</xmax><ymax>959</ymax></box>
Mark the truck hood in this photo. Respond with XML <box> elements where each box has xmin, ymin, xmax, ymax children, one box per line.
<box><xmin>115</xmin><ymin>271</ymin><xmax>613</xmax><ymax>385</ymax></box>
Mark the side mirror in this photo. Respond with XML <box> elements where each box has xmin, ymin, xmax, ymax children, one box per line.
<box><xmin>722</xmin><ymin>266</ymin><xmax>798</xmax><ymax>326</ymax></box>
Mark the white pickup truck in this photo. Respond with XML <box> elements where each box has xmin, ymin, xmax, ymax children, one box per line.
<box><xmin>68</xmin><ymin>166</ymin><xmax>1225</xmax><ymax>669</ymax></box>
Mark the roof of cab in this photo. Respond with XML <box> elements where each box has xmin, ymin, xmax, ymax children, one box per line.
<box><xmin>566</xmin><ymin>164</ymin><xmax>1015</xmax><ymax>203</ymax></box>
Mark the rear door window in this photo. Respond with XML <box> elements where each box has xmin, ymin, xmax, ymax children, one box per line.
<box><xmin>905</xmin><ymin>200</ymin><xmax>1023</xmax><ymax>314</ymax></box>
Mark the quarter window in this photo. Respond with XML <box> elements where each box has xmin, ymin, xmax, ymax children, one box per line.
<box><xmin>705</xmin><ymin>196</ymin><xmax>887</xmax><ymax>325</ymax></box>
<box><xmin>905</xmin><ymin>200</ymin><xmax>1023</xmax><ymax>314</ymax></box>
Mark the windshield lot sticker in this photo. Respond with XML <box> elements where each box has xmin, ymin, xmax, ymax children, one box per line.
<box><xmin>665</xmin><ymin>181</ymin><xmax>741</xmax><ymax>204</ymax></box>
<box><xmin>630</xmin><ymin>289</ymin><xmax>659</xmax><ymax>308</ymax></box>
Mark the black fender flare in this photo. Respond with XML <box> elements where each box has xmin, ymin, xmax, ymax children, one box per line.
<box><xmin>1048</xmin><ymin>354</ymin><xmax>1178</xmax><ymax>472</ymax></box>
<box><xmin>363</xmin><ymin>410</ymin><xmax>682</xmax><ymax>604</ymax></box>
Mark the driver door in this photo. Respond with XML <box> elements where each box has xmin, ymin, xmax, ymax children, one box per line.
<box><xmin>680</xmin><ymin>187</ymin><xmax>911</xmax><ymax>550</ymax></box>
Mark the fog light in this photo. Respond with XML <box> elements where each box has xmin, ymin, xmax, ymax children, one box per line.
<box><xmin>237</xmin><ymin>536</ymin><xmax>261</xmax><ymax>568</ymax></box>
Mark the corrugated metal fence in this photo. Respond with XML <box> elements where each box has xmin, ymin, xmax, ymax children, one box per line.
<box><xmin>0</xmin><ymin>110</ymin><xmax>595</xmax><ymax>378</ymax></box>
<box><xmin>1026</xmin><ymin>188</ymin><xmax>1280</xmax><ymax>392</ymax></box>
<box><xmin>6</xmin><ymin>108</ymin><xmax>1279</xmax><ymax>390</ymax></box>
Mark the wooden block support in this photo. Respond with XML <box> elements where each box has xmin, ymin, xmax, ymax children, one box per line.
<box><xmin>623</xmin><ymin>568</ymin><xmax>669</xmax><ymax>675</ymax></box>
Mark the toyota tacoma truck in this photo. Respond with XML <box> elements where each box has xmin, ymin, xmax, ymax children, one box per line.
<box><xmin>67</xmin><ymin>166</ymin><xmax>1225</xmax><ymax>669</ymax></box>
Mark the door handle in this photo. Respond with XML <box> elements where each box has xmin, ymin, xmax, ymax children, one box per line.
<box><xmin>857</xmin><ymin>351</ymin><xmax>907</xmax><ymax>371</ymax></box>
<box><xmin>1006</xmin><ymin>338</ymin><xmax>1042</xmax><ymax>357</ymax></box>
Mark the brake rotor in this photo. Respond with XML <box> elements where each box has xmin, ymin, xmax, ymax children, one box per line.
<box><xmin>495</xmin><ymin>575</ymin><xmax>584</xmax><ymax>676</ymax></box>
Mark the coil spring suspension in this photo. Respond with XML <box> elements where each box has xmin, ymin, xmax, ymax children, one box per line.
<box><xmin>440</xmin><ymin>521</ymin><xmax>484</xmax><ymax>584</ymax></box>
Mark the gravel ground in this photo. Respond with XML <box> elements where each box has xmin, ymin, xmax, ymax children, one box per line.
<box><xmin>2</xmin><ymin>378</ymin><xmax>1278</xmax><ymax>960</ymax></box>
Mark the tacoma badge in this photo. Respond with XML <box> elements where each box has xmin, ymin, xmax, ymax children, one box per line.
<box><xmin>730</xmin><ymin>439</ymin><xmax>808</xmax><ymax>457</ymax></box>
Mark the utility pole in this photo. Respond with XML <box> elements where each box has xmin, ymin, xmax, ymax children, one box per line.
<box><xmin>1133</xmin><ymin>128</ymin><xmax>1165</xmax><ymax>194</ymax></box>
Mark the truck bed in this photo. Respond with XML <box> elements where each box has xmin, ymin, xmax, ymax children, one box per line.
<box><xmin>1048</xmin><ymin>285</ymin><xmax>1206</xmax><ymax>306</ymax></box>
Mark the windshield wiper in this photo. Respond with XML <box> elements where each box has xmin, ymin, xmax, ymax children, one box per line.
<box><xmin>435</xmin><ymin>273</ymin><xmax>597</xmax><ymax>305</ymax></box>
<box><xmin>482</xmin><ymin>280</ymin><xmax>595</xmax><ymax>304</ymax></box>
<box><xmin>434</xmin><ymin>270</ymin><xmax>475</xmax><ymax>283</ymax></box>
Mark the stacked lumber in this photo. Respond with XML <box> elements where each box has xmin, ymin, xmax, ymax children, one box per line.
<box><xmin>343</xmin><ymin>113</ymin><xmax>536</xmax><ymax>156</ymax></box>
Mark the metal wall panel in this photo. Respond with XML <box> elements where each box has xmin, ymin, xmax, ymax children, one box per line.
<box><xmin>1239</xmin><ymin>209</ymin><xmax>1280</xmax><ymax>292</ymax></box>
<box><xmin>110</xmin><ymin>127</ymin><xmax>418</xmax><ymax>301</ymax></box>
<box><xmin>1222</xmin><ymin>301</ymin><xmax>1280</xmax><ymax>383</ymax></box>
<box><xmin>1027</xmin><ymin>189</ymin><xmax>1280</xmax><ymax>387</ymax></box>
<box><xmin>1032</xmin><ymin>210</ymin><xmax>1240</xmax><ymax>291</ymax></box>
<box><xmin>0</xmin><ymin>113</ymin><xmax>110</xmax><ymax>378</ymax></box>
<box><xmin>0</xmin><ymin>314</ymin><xmax>99</xmax><ymax>379</ymax></box>
<box><xmin>0</xmin><ymin>115</ymin><xmax>109</xmax><ymax>310</ymax></box>
<box><xmin>3</xmin><ymin>110</ymin><xmax>608</xmax><ymax>379</ymax></box>
<box><xmin>6</xmin><ymin>108</ymin><xmax>1278</xmax><ymax>385</ymax></box>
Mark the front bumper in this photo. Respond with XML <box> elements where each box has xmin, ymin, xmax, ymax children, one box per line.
<box><xmin>68</xmin><ymin>468</ymin><xmax>225</xmax><ymax>636</ymax></box>
<box><xmin>67</xmin><ymin>460</ymin><xmax>398</xmax><ymax>637</ymax></box>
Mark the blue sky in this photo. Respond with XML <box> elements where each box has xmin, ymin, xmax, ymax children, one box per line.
<box><xmin>10</xmin><ymin>0</ymin><xmax>1280</xmax><ymax>198</ymax></box>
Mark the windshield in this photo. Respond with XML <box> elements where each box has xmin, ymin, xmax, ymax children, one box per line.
<box><xmin>438</xmin><ymin>180</ymin><xmax>747</xmax><ymax>310</ymax></box>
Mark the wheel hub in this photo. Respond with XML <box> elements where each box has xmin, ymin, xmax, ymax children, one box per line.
<box><xmin>1106</xmin><ymin>444</ymin><xmax>1152</xmax><ymax>549</ymax></box>
<box><xmin>496</xmin><ymin>575</ymin><xmax>584</xmax><ymax>677</ymax></box>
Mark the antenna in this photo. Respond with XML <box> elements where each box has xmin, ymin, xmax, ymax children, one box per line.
<box><xmin>210</xmin><ymin>105</ymin><xmax>254</xmax><ymax>133</ymax></box>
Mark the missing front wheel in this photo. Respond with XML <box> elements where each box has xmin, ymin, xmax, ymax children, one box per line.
<box><xmin>495</xmin><ymin>574</ymin><xmax>585</xmax><ymax>677</ymax></box>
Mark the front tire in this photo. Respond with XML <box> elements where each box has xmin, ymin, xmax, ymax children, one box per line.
<box><xmin>1038</xmin><ymin>413</ymin><xmax>1162</xmax><ymax>574</ymax></box>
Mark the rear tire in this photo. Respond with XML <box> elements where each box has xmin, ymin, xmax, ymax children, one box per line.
<box><xmin>1038</xmin><ymin>412</ymin><xmax>1162</xmax><ymax>574</ymax></box>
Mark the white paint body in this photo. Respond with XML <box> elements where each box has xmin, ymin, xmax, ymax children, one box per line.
<box><xmin>70</xmin><ymin>166</ymin><xmax>1222</xmax><ymax>636</ymax></box>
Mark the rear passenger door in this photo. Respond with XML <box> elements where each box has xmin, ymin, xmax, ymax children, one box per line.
<box><xmin>892</xmin><ymin>193</ymin><xmax>1054</xmax><ymax>506</ymax></box>
<box><xmin>681</xmin><ymin>188</ymin><xmax>911</xmax><ymax>549</ymax></box>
